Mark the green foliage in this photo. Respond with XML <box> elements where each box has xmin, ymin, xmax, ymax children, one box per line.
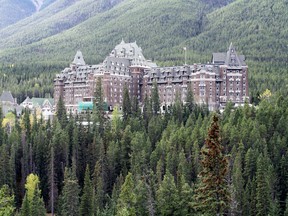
<box><xmin>193</xmin><ymin>114</ymin><xmax>230</xmax><ymax>215</ymax></box>
<box><xmin>59</xmin><ymin>167</ymin><xmax>80</xmax><ymax>216</ymax></box>
<box><xmin>0</xmin><ymin>185</ymin><xmax>15</xmax><ymax>216</ymax></box>
<box><xmin>80</xmin><ymin>165</ymin><xmax>94</xmax><ymax>216</ymax></box>
<box><xmin>20</xmin><ymin>174</ymin><xmax>46</xmax><ymax>216</ymax></box>
<box><xmin>116</xmin><ymin>172</ymin><xmax>136</xmax><ymax>216</ymax></box>
<box><xmin>156</xmin><ymin>172</ymin><xmax>179</xmax><ymax>215</ymax></box>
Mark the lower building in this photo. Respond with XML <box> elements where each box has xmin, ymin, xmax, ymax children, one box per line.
<box><xmin>54</xmin><ymin>41</ymin><xmax>249</xmax><ymax>114</ymax></box>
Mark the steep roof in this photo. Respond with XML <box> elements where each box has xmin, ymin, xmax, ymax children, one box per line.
<box><xmin>212</xmin><ymin>43</ymin><xmax>246</xmax><ymax>66</ymax></box>
<box><xmin>31</xmin><ymin>98</ymin><xmax>54</xmax><ymax>107</ymax></box>
<box><xmin>225</xmin><ymin>43</ymin><xmax>244</xmax><ymax>67</ymax></box>
<box><xmin>22</xmin><ymin>96</ymin><xmax>32</xmax><ymax>104</ymax></box>
<box><xmin>0</xmin><ymin>91</ymin><xmax>15</xmax><ymax>103</ymax></box>
<box><xmin>72</xmin><ymin>51</ymin><xmax>86</xmax><ymax>66</ymax></box>
<box><xmin>109</xmin><ymin>40</ymin><xmax>157</xmax><ymax>68</ymax></box>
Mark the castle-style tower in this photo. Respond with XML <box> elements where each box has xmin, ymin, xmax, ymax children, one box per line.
<box><xmin>212</xmin><ymin>43</ymin><xmax>249</xmax><ymax>108</ymax></box>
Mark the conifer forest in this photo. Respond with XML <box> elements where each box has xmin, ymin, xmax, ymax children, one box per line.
<box><xmin>0</xmin><ymin>81</ymin><xmax>287</xmax><ymax>215</ymax></box>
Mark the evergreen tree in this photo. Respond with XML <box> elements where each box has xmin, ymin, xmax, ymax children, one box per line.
<box><xmin>156</xmin><ymin>172</ymin><xmax>180</xmax><ymax>215</ymax></box>
<box><xmin>56</xmin><ymin>95</ymin><xmax>67</xmax><ymax>128</ymax></box>
<box><xmin>131</xmin><ymin>96</ymin><xmax>140</xmax><ymax>118</ymax></box>
<box><xmin>232</xmin><ymin>145</ymin><xmax>244</xmax><ymax>214</ymax></box>
<box><xmin>30</xmin><ymin>189</ymin><xmax>46</xmax><ymax>216</ymax></box>
<box><xmin>80</xmin><ymin>165</ymin><xmax>94</xmax><ymax>216</ymax></box>
<box><xmin>151</xmin><ymin>82</ymin><xmax>160</xmax><ymax>115</ymax></box>
<box><xmin>0</xmin><ymin>185</ymin><xmax>15</xmax><ymax>215</ymax></box>
<box><xmin>93</xmin><ymin>77</ymin><xmax>105</xmax><ymax>136</ymax></box>
<box><xmin>255</xmin><ymin>154</ymin><xmax>269</xmax><ymax>216</ymax></box>
<box><xmin>193</xmin><ymin>114</ymin><xmax>230</xmax><ymax>215</ymax></box>
<box><xmin>92</xmin><ymin>161</ymin><xmax>105</xmax><ymax>213</ymax></box>
<box><xmin>59</xmin><ymin>167</ymin><xmax>80</xmax><ymax>216</ymax></box>
<box><xmin>20</xmin><ymin>173</ymin><xmax>46</xmax><ymax>216</ymax></box>
<box><xmin>185</xmin><ymin>82</ymin><xmax>194</xmax><ymax>113</ymax></box>
<box><xmin>20</xmin><ymin>194</ymin><xmax>30</xmax><ymax>216</ymax></box>
<box><xmin>122</xmin><ymin>84</ymin><xmax>131</xmax><ymax>122</ymax></box>
<box><xmin>116</xmin><ymin>172</ymin><xmax>136</xmax><ymax>216</ymax></box>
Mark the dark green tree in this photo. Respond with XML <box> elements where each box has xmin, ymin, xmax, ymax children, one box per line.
<box><xmin>0</xmin><ymin>184</ymin><xmax>15</xmax><ymax>215</ymax></box>
<box><xmin>59</xmin><ymin>167</ymin><xmax>80</xmax><ymax>216</ymax></box>
<box><xmin>151</xmin><ymin>81</ymin><xmax>160</xmax><ymax>115</ymax></box>
<box><xmin>30</xmin><ymin>189</ymin><xmax>46</xmax><ymax>216</ymax></box>
<box><xmin>93</xmin><ymin>77</ymin><xmax>105</xmax><ymax>136</ymax></box>
<box><xmin>56</xmin><ymin>95</ymin><xmax>68</xmax><ymax>128</ymax></box>
<box><xmin>255</xmin><ymin>154</ymin><xmax>269</xmax><ymax>216</ymax></box>
<box><xmin>193</xmin><ymin>114</ymin><xmax>230</xmax><ymax>215</ymax></box>
<box><xmin>116</xmin><ymin>172</ymin><xmax>136</xmax><ymax>216</ymax></box>
<box><xmin>156</xmin><ymin>172</ymin><xmax>180</xmax><ymax>215</ymax></box>
<box><xmin>80</xmin><ymin>165</ymin><xmax>94</xmax><ymax>216</ymax></box>
<box><xmin>122</xmin><ymin>84</ymin><xmax>131</xmax><ymax>122</ymax></box>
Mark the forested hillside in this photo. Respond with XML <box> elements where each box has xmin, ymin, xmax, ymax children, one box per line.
<box><xmin>0</xmin><ymin>0</ymin><xmax>58</xmax><ymax>29</ymax></box>
<box><xmin>0</xmin><ymin>82</ymin><xmax>288</xmax><ymax>215</ymax></box>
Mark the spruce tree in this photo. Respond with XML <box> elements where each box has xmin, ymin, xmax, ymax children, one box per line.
<box><xmin>56</xmin><ymin>95</ymin><xmax>67</xmax><ymax>128</ymax></box>
<box><xmin>59</xmin><ymin>167</ymin><xmax>80</xmax><ymax>216</ymax></box>
<box><xmin>93</xmin><ymin>77</ymin><xmax>105</xmax><ymax>135</ymax></box>
<box><xmin>255</xmin><ymin>154</ymin><xmax>269</xmax><ymax>216</ymax></box>
<box><xmin>192</xmin><ymin>114</ymin><xmax>230</xmax><ymax>215</ymax></box>
<box><xmin>30</xmin><ymin>189</ymin><xmax>46</xmax><ymax>216</ymax></box>
<box><xmin>151</xmin><ymin>81</ymin><xmax>160</xmax><ymax>115</ymax></box>
<box><xmin>122</xmin><ymin>84</ymin><xmax>131</xmax><ymax>122</ymax></box>
<box><xmin>20</xmin><ymin>194</ymin><xmax>30</xmax><ymax>216</ymax></box>
<box><xmin>116</xmin><ymin>172</ymin><xmax>136</xmax><ymax>216</ymax></box>
<box><xmin>156</xmin><ymin>172</ymin><xmax>179</xmax><ymax>215</ymax></box>
<box><xmin>80</xmin><ymin>165</ymin><xmax>94</xmax><ymax>216</ymax></box>
<box><xmin>0</xmin><ymin>185</ymin><xmax>15</xmax><ymax>215</ymax></box>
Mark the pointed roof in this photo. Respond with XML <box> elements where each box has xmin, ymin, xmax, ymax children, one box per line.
<box><xmin>211</xmin><ymin>43</ymin><xmax>246</xmax><ymax>66</ymax></box>
<box><xmin>225</xmin><ymin>43</ymin><xmax>243</xmax><ymax>67</ymax></box>
<box><xmin>0</xmin><ymin>91</ymin><xmax>15</xmax><ymax>103</ymax></box>
<box><xmin>72</xmin><ymin>51</ymin><xmax>86</xmax><ymax>66</ymax></box>
<box><xmin>22</xmin><ymin>96</ymin><xmax>32</xmax><ymax>104</ymax></box>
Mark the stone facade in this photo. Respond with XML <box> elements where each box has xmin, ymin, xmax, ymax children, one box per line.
<box><xmin>54</xmin><ymin>41</ymin><xmax>249</xmax><ymax>114</ymax></box>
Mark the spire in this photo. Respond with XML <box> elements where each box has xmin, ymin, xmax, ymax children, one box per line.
<box><xmin>120</xmin><ymin>38</ymin><xmax>125</xmax><ymax>44</ymax></box>
<box><xmin>72</xmin><ymin>51</ymin><xmax>86</xmax><ymax>66</ymax></box>
<box><xmin>225</xmin><ymin>42</ymin><xmax>242</xmax><ymax>67</ymax></box>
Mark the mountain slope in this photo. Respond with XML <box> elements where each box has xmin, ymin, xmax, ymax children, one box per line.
<box><xmin>0</xmin><ymin>0</ymin><xmax>287</xmax><ymax>67</ymax></box>
<box><xmin>185</xmin><ymin>0</ymin><xmax>288</xmax><ymax>63</ymax></box>
<box><xmin>0</xmin><ymin>0</ymin><xmax>123</xmax><ymax>50</ymax></box>
<box><xmin>0</xmin><ymin>0</ymin><xmax>35</xmax><ymax>29</ymax></box>
<box><xmin>0</xmin><ymin>0</ymin><xmax>224</xmax><ymax>64</ymax></box>
<box><xmin>0</xmin><ymin>0</ymin><xmax>58</xmax><ymax>29</ymax></box>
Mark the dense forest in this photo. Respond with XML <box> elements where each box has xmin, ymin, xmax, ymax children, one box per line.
<box><xmin>0</xmin><ymin>79</ymin><xmax>288</xmax><ymax>215</ymax></box>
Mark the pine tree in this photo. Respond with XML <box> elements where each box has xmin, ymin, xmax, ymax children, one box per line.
<box><xmin>93</xmin><ymin>77</ymin><xmax>105</xmax><ymax>136</ymax></box>
<box><xmin>56</xmin><ymin>95</ymin><xmax>67</xmax><ymax>128</ymax></box>
<box><xmin>156</xmin><ymin>172</ymin><xmax>179</xmax><ymax>215</ymax></box>
<box><xmin>256</xmin><ymin>154</ymin><xmax>269</xmax><ymax>216</ymax></box>
<box><xmin>151</xmin><ymin>82</ymin><xmax>160</xmax><ymax>115</ymax></box>
<box><xmin>80</xmin><ymin>165</ymin><xmax>94</xmax><ymax>216</ymax></box>
<box><xmin>116</xmin><ymin>172</ymin><xmax>136</xmax><ymax>216</ymax></box>
<box><xmin>0</xmin><ymin>185</ymin><xmax>15</xmax><ymax>215</ymax></box>
<box><xmin>20</xmin><ymin>194</ymin><xmax>30</xmax><ymax>216</ymax></box>
<box><xmin>21</xmin><ymin>174</ymin><xmax>46</xmax><ymax>216</ymax></box>
<box><xmin>92</xmin><ymin>161</ymin><xmax>105</xmax><ymax>213</ymax></box>
<box><xmin>192</xmin><ymin>114</ymin><xmax>230</xmax><ymax>215</ymax></box>
<box><xmin>185</xmin><ymin>82</ymin><xmax>194</xmax><ymax>113</ymax></box>
<box><xmin>232</xmin><ymin>145</ymin><xmax>244</xmax><ymax>214</ymax></box>
<box><xmin>59</xmin><ymin>167</ymin><xmax>80</xmax><ymax>216</ymax></box>
<box><xmin>122</xmin><ymin>84</ymin><xmax>131</xmax><ymax>122</ymax></box>
<box><xmin>30</xmin><ymin>189</ymin><xmax>46</xmax><ymax>216</ymax></box>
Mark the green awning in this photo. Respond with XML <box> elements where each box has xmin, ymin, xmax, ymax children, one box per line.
<box><xmin>78</xmin><ymin>101</ymin><xmax>108</xmax><ymax>112</ymax></box>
